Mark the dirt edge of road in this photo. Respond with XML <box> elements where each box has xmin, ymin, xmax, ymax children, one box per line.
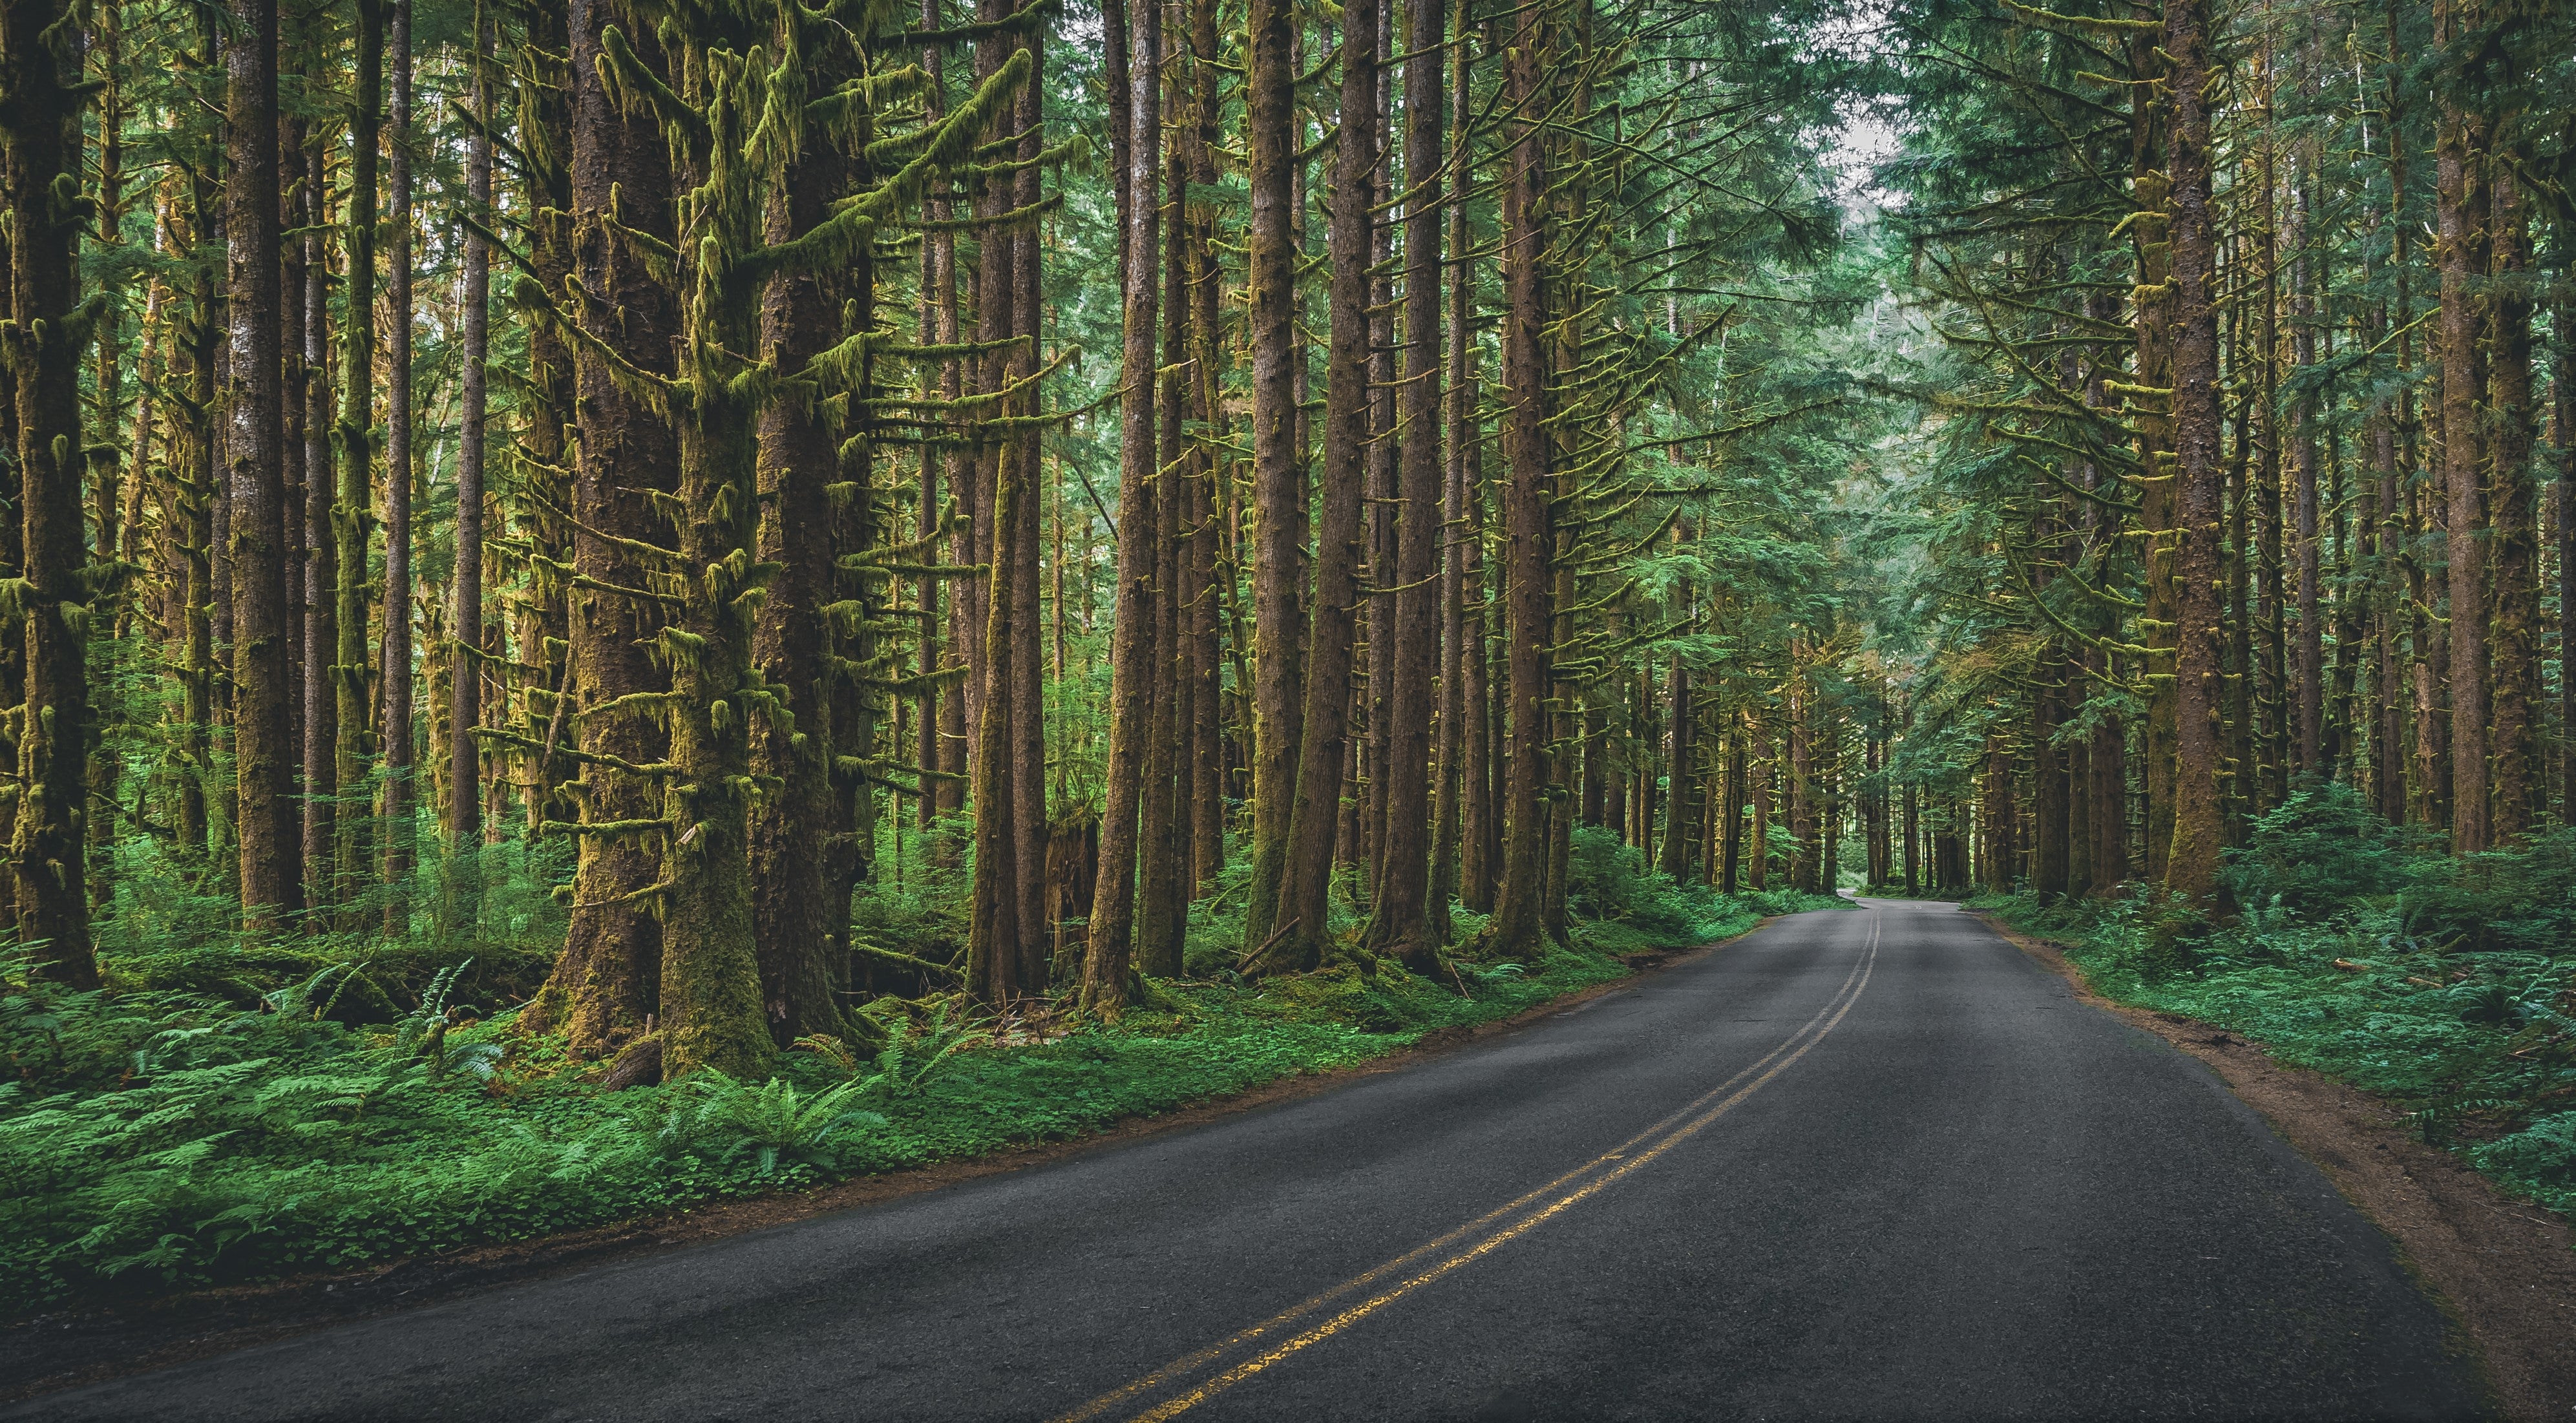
<box><xmin>1</xmin><ymin>920</ymin><xmax>1777</xmax><ymax>1404</ymax></box>
<box><xmin>1975</xmin><ymin>909</ymin><xmax>2576</xmax><ymax>1423</ymax></box>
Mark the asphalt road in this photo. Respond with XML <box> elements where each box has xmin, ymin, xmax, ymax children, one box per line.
<box><xmin>11</xmin><ymin>898</ymin><xmax>2482</xmax><ymax>1422</ymax></box>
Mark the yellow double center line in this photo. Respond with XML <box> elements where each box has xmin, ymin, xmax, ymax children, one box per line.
<box><xmin>1055</xmin><ymin>911</ymin><xmax>1884</xmax><ymax>1423</ymax></box>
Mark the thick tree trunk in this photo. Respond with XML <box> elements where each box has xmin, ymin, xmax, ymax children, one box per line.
<box><xmin>1081</xmin><ymin>0</ymin><xmax>1161</xmax><ymax>1009</ymax></box>
<box><xmin>525</xmin><ymin>0</ymin><xmax>679</xmax><ymax>1055</ymax></box>
<box><xmin>2485</xmin><ymin>163</ymin><xmax>2536</xmax><ymax>841</ymax></box>
<box><xmin>2032</xmin><ymin>670</ymin><xmax>2067</xmax><ymax>900</ymax></box>
<box><xmin>1483</xmin><ymin>1</ymin><xmax>1551</xmax><ymax>958</ymax></box>
<box><xmin>1135</xmin><ymin>77</ymin><xmax>1190</xmax><ymax>979</ymax></box>
<box><xmin>0</xmin><ymin>0</ymin><xmax>96</xmax><ymax>978</ymax></box>
<box><xmin>450</xmin><ymin>22</ymin><xmax>491</xmax><ymax>854</ymax></box>
<box><xmin>1011</xmin><ymin>46</ymin><xmax>1050</xmax><ymax>991</ymax></box>
<box><xmin>1363</xmin><ymin>0</ymin><xmax>1445</xmax><ymax>971</ymax></box>
<box><xmin>1184</xmin><ymin>0</ymin><xmax>1225</xmax><ymax>900</ymax></box>
<box><xmin>225</xmin><ymin>0</ymin><xmax>297</xmax><ymax>927</ymax></box>
<box><xmin>1255</xmin><ymin>0</ymin><xmax>1378</xmax><ymax>977</ymax></box>
<box><xmin>1656</xmin><ymin>650</ymin><xmax>1692</xmax><ymax>881</ymax></box>
<box><xmin>2434</xmin><ymin>0</ymin><xmax>2488</xmax><ymax>852</ymax></box>
<box><xmin>2162</xmin><ymin>0</ymin><xmax>2224</xmax><ymax>901</ymax></box>
<box><xmin>1239</xmin><ymin>0</ymin><xmax>1303</xmax><ymax>947</ymax></box>
<box><xmin>748</xmin><ymin>142</ymin><xmax>850</xmax><ymax>1046</ymax></box>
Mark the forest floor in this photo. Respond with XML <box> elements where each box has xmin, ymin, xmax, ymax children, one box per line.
<box><xmin>1974</xmin><ymin>908</ymin><xmax>2576</xmax><ymax>1422</ymax></box>
<box><xmin>3</xmin><ymin>898</ymin><xmax>2487</xmax><ymax>1421</ymax></box>
<box><xmin>3</xmin><ymin>838</ymin><xmax>1833</xmax><ymax>1393</ymax></box>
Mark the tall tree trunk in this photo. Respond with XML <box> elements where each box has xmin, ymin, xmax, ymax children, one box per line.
<box><xmin>2162</xmin><ymin>0</ymin><xmax>2224</xmax><ymax>901</ymax></box>
<box><xmin>226</xmin><ymin>0</ymin><xmax>297</xmax><ymax>927</ymax></box>
<box><xmin>380</xmin><ymin>0</ymin><xmax>416</xmax><ymax>920</ymax></box>
<box><xmin>1081</xmin><ymin>0</ymin><xmax>1161</xmax><ymax>1009</ymax></box>
<box><xmin>524</xmin><ymin>0</ymin><xmax>679</xmax><ymax>1055</ymax></box>
<box><xmin>2292</xmin><ymin>163</ymin><xmax>2323</xmax><ymax>779</ymax></box>
<box><xmin>1184</xmin><ymin>0</ymin><xmax>1225</xmax><ymax>899</ymax></box>
<box><xmin>747</xmin><ymin>136</ymin><xmax>850</xmax><ymax>1045</ymax></box>
<box><xmin>2032</xmin><ymin>668</ymin><xmax>2068</xmax><ymax>900</ymax></box>
<box><xmin>1239</xmin><ymin>0</ymin><xmax>1303</xmax><ymax>948</ymax></box>
<box><xmin>1254</xmin><ymin>0</ymin><xmax>1378</xmax><ymax>977</ymax></box>
<box><xmin>1483</xmin><ymin>0</ymin><xmax>1551</xmax><ymax>958</ymax></box>
<box><xmin>2434</xmin><ymin>0</ymin><xmax>2488</xmax><ymax>851</ymax></box>
<box><xmin>1363</xmin><ymin>0</ymin><xmax>1444</xmax><ymax>971</ymax></box>
<box><xmin>2485</xmin><ymin>162</ymin><xmax>2536</xmax><ymax>841</ymax></box>
<box><xmin>450</xmin><ymin>15</ymin><xmax>491</xmax><ymax>853</ymax></box>
<box><xmin>2555</xmin><ymin>294</ymin><xmax>2575</xmax><ymax>821</ymax></box>
<box><xmin>2127</xmin><ymin>30</ymin><xmax>2176</xmax><ymax>883</ymax></box>
<box><xmin>0</xmin><ymin>0</ymin><xmax>96</xmax><ymax>978</ymax></box>
<box><xmin>302</xmin><ymin>128</ymin><xmax>337</xmax><ymax>904</ymax></box>
<box><xmin>1135</xmin><ymin>63</ymin><xmax>1190</xmax><ymax>978</ymax></box>
<box><xmin>333</xmin><ymin>0</ymin><xmax>381</xmax><ymax>919</ymax></box>
<box><xmin>1010</xmin><ymin>40</ymin><xmax>1050</xmax><ymax>991</ymax></box>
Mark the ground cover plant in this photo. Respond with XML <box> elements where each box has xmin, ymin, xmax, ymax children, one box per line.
<box><xmin>1976</xmin><ymin>786</ymin><xmax>2576</xmax><ymax>1221</ymax></box>
<box><xmin>1</xmin><ymin>832</ymin><xmax>1834</xmax><ymax>1314</ymax></box>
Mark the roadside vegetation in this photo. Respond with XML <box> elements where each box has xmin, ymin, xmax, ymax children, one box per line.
<box><xmin>2</xmin><ymin>830</ymin><xmax>1832</xmax><ymax>1313</ymax></box>
<box><xmin>1972</xmin><ymin>786</ymin><xmax>2576</xmax><ymax>1222</ymax></box>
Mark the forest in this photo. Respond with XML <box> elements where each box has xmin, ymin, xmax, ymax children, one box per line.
<box><xmin>0</xmin><ymin>0</ymin><xmax>2572</xmax><ymax>1314</ymax></box>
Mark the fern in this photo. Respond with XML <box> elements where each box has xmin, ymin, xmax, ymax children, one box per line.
<box><xmin>658</xmin><ymin>1072</ymin><xmax>888</xmax><ymax>1177</ymax></box>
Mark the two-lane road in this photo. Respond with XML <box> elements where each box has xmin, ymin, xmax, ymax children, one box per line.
<box><xmin>10</xmin><ymin>899</ymin><xmax>2481</xmax><ymax>1421</ymax></box>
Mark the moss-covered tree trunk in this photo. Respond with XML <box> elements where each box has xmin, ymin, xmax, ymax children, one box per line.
<box><xmin>2160</xmin><ymin>0</ymin><xmax>2224</xmax><ymax>902</ymax></box>
<box><xmin>1237</xmin><ymin>0</ymin><xmax>1303</xmax><ymax>954</ymax></box>
<box><xmin>523</xmin><ymin>0</ymin><xmax>677</xmax><ymax>1055</ymax></box>
<box><xmin>450</xmin><ymin>12</ymin><xmax>492</xmax><ymax>854</ymax></box>
<box><xmin>301</xmin><ymin>126</ymin><xmax>337</xmax><ymax>908</ymax></box>
<box><xmin>1482</xmin><ymin>0</ymin><xmax>1551</xmax><ymax>960</ymax></box>
<box><xmin>1</xmin><ymin>0</ymin><xmax>98</xmax><ymax>979</ymax></box>
<box><xmin>380</xmin><ymin>0</ymin><xmax>417</xmax><ymax>923</ymax></box>
<box><xmin>226</xmin><ymin>0</ymin><xmax>300</xmax><ymax>928</ymax></box>
<box><xmin>1362</xmin><ymin>0</ymin><xmax>1444</xmax><ymax>971</ymax></box>
<box><xmin>2434</xmin><ymin>0</ymin><xmax>2487</xmax><ymax>852</ymax></box>
<box><xmin>2484</xmin><ymin>163</ymin><xmax>2536</xmax><ymax>842</ymax></box>
<box><xmin>1081</xmin><ymin>0</ymin><xmax>1161</xmax><ymax>1008</ymax></box>
<box><xmin>748</xmin><ymin>142</ymin><xmax>851</xmax><ymax>1048</ymax></box>
<box><xmin>1255</xmin><ymin>0</ymin><xmax>1377</xmax><ymax>977</ymax></box>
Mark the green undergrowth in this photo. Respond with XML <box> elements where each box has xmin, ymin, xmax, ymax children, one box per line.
<box><xmin>1975</xmin><ymin>784</ymin><xmax>2576</xmax><ymax>1225</ymax></box>
<box><xmin>1</xmin><ymin>826</ymin><xmax>1835</xmax><ymax>1314</ymax></box>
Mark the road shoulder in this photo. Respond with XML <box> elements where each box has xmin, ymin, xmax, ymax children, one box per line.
<box><xmin>1975</xmin><ymin>909</ymin><xmax>2576</xmax><ymax>1423</ymax></box>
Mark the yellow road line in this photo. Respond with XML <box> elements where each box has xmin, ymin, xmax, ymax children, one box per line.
<box><xmin>1058</xmin><ymin>911</ymin><xmax>1883</xmax><ymax>1423</ymax></box>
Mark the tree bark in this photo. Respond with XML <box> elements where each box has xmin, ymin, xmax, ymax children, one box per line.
<box><xmin>333</xmin><ymin>0</ymin><xmax>381</xmax><ymax>920</ymax></box>
<box><xmin>0</xmin><ymin>0</ymin><xmax>97</xmax><ymax>977</ymax></box>
<box><xmin>524</xmin><ymin>0</ymin><xmax>679</xmax><ymax>1055</ymax></box>
<box><xmin>1239</xmin><ymin>0</ymin><xmax>1304</xmax><ymax>948</ymax></box>
<box><xmin>1081</xmin><ymin>0</ymin><xmax>1161</xmax><ymax>1009</ymax></box>
<box><xmin>450</xmin><ymin>16</ymin><xmax>491</xmax><ymax>853</ymax></box>
<box><xmin>302</xmin><ymin>127</ymin><xmax>337</xmax><ymax>903</ymax></box>
<box><xmin>1362</xmin><ymin>0</ymin><xmax>1445</xmax><ymax>971</ymax></box>
<box><xmin>2434</xmin><ymin>0</ymin><xmax>2488</xmax><ymax>851</ymax></box>
<box><xmin>222</xmin><ymin>0</ymin><xmax>297</xmax><ymax>927</ymax></box>
<box><xmin>2485</xmin><ymin>162</ymin><xmax>2536</xmax><ymax>841</ymax></box>
<box><xmin>1254</xmin><ymin>0</ymin><xmax>1379</xmax><ymax>976</ymax></box>
<box><xmin>747</xmin><ymin>138</ymin><xmax>850</xmax><ymax>1045</ymax></box>
<box><xmin>380</xmin><ymin>0</ymin><xmax>416</xmax><ymax>920</ymax></box>
<box><xmin>1482</xmin><ymin>0</ymin><xmax>1552</xmax><ymax>958</ymax></box>
<box><xmin>2162</xmin><ymin>0</ymin><xmax>2224</xmax><ymax>901</ymax></box>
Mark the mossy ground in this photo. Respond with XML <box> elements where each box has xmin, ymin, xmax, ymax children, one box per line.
<box><xmin>2</xmin><ymin>825</ymin><xmax>1836</xmax><ymax>1314</ymax></box>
